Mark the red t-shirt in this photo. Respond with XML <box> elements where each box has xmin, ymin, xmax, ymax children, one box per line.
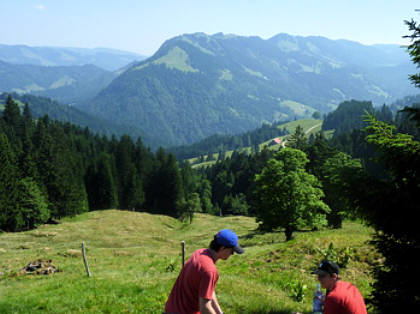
<box><xmin>165</xmin><ymin>248</ymin><xmax>219</xmax><ymax>314</ymax></box>
<box><xmin>324</xmin><ymin>281</ymin><xmax>367</xmax><ymax>314</ymax></box>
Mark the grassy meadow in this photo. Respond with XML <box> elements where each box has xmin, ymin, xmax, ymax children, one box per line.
<box><xmin>0</xmin><ymin>210</ymin><xmax>378</xmax><ymax>313</ymax></box>
<box><xmin>190</xmin><ymin>119</ymin><xmax>323</xmax><ymax>168</ymax></box>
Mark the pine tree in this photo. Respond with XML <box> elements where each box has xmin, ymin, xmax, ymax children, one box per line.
<box><xmin>115</xmin><ymin>135</ymin><xmax>144</xmax><ymax>209</ymax></box>
<box><xmin>0</xmin><ymin>133</ymin><xmax>23</xmax><ymax>231</ymax></box>
<box><xmin>17</xmin><ymin>178</ymin><xmax>49</xmax><ymax>230</ymax></box>
<box><xmin>287</xmin><ymin>125</ymin><xmax>308</xmax><ymax>151</ymax></box>
<box><xmin>1</xmin><ymin>95</ymin><xmax>23</xmax><ymax>152</ymax></box>
<box><xmin>86</xmin><ymin>153</ymin><xmax>119</xmax><ymax>210</ymax></box>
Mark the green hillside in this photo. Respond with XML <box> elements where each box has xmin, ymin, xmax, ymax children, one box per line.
<box><xmin>0</xmin><ymin>210</ymin><xmax>377</xmax><ymax>313</ymax></box>
<box><xmin>190</xmin><ymin>119</ymin><xmax>322</xmax><ymax>168</ymax></box>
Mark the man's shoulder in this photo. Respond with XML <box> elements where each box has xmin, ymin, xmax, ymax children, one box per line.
<box><xmin>337</xmin><ymin>280</ymin><xmax>359</xmax><ymax>292</ymax></box>
<box><xmin>192</xmin><ymin>249</ymin><xmax>217</xmax><ymax>272</ymax></box>
<box><xmin>329</xmin><ymin>281</ymin><xmax>361</xmax><ymax>300</ymax></box>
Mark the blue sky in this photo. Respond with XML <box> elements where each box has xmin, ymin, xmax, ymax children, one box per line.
<box><xmin>0</xmin><ymin>1</ymin><xmax>419</xmax><ymax>56</ymax></box>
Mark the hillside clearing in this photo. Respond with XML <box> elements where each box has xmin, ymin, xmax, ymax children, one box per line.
<box><xmin>0</xmin><ymin>210</ymin><xmax>377</xmax><ymax>313</ymax></box>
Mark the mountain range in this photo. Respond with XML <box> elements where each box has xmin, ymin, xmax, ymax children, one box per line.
<box><xmin>0</xmin><ymin>45</ymin><xmax>148</xmax><ymax>106</ymax></box>
<box><xmin>0</xmin><ymin>44</ymin><xmax>146</xmax><ymax>71</ymax></box>
<box><xmin>84</xmin><ymin>33</ymin><xmax>417</xmax><ymax>146</ymax></box>
<box><xmin>1</xmin><ymin>34</ymin><xmax>418</xmax><ymax>147</ymax></box>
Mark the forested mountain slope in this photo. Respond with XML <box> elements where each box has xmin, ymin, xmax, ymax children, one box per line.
<box><xmin>86</xmin><ymin>32</ymin><xmax>416</xmax><ymax>147</ymax></box>
<box><xmin>0</xmin><ymin>93</ymin><xmax>150</xmax><ymax>141</ymax></box>
<box><xmin>0</xmin><ymin>61</ymin><xmax>116</xmax><ymax>106</ymax></box>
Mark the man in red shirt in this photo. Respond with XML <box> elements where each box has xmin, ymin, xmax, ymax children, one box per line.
<box><xmin>165</xmin><ymin>229</ymin><xmax>244</xmax><ymax>314</ymax></box>
<box><xmin>312</xmin><ymin>260</ymin><xmax>367</xmax><ymax>314</ymax></box>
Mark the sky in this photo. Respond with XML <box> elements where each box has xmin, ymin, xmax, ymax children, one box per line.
<box><xmin>0</xmin><ymin>1</ymin><xmax>419</xmax><ymax>56</ymax></box>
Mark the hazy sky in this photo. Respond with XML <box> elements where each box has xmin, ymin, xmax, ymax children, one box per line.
<box><xmin>1</xmin><ymin>1</ymin><xmax>419</xmax><ymax>56</ymax></box>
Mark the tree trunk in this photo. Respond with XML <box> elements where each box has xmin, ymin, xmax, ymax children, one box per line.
<box><xmin>285</xmin><ymin>225</ymin><xmax>294</xmax><ymax>241</ymax></box>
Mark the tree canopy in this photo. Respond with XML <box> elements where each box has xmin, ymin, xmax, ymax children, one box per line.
<box><xmin>252</xmin><ymin>148</ymin><xmax>330</xmax><ymax>240</ymax></box>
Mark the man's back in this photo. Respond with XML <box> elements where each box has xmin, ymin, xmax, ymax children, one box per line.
<box><xmin>165</xmin><ymin>248</ymin><xmax>219</xmax><ymax>314</ymax></box>
<box><xmin>324</xmin><ymin>280</ymin><xmax>367</xmax><ymax>314</ymax></box>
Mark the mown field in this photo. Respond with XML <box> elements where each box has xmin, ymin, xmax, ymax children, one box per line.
<box><xmin>0</xmin><ymin>210</ymin><xmax>378</xmax><ymax>313</ymax></box>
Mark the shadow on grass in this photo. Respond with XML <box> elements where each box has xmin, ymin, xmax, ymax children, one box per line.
<box><xmin>246</xmin><ymin>310</ymin><xmax>312</xmax><ymax>314</ymax></box>
<box><xmin>240</xmin><ymin>227</ymin><xmax>317</xmax><ymax>242</ymax></box>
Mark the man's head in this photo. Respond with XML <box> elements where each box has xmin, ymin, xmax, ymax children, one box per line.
<box><xmin>209</xmin><ymin>229</ymin><xmax>244</xmax><ymax>260</ymax></box>
<box><xmin>312</xmin><ymin>260</ymin><xmax>340</xmax><ymax>290</ymax></box>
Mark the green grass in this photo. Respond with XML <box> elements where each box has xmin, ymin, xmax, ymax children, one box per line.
<box><xmin>0</xmin><ymin>211</ymin><xmax>377</xmax><ymax>313</ymax></box>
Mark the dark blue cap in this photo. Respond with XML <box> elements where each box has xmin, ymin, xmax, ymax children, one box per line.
<box><xmin>312</xmin><ymin>260</ymin><xmax>339</xmax><ymax>276</ymax></box>
<box><xmin>215</xmin><ymin>229</ymin><xmax>244</xmax><ymax>254</ymax></box>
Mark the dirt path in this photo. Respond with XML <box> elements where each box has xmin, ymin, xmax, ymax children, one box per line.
<box><xmin>305</xmin><ymin>122</ymin><xmax>322</xmax><ymax>135</ymax></box>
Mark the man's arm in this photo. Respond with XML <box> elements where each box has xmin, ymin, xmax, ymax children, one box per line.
<box><xmin>199</xmin><ymin>298</ymin><xmax>217</xmax><ymax>314</ymax></box>
<box><xmin>211</xmin><ymin>291</ymin><xmax>223</xmax><ymax>314</ymax></box>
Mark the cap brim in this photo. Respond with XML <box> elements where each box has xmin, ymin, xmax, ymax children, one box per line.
<box><xmin>311</xmin><ymin>269</ymin><xmax>329</xmax><ymax>276</ymax></box>
<box><xmin>233</xmin><ymin>245</ymin><xmax>244</xmax><ymax>254</ymax></box>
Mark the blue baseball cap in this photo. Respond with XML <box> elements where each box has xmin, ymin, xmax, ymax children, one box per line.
<box><xmin>215</xmin><ymin>229</ymin><xmax>244</xmax><ymax>254</ymax></box>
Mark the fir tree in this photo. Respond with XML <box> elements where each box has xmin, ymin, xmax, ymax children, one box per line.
<box><xmin>0</xmin><ymin>133</ymin><xmax>22</xmax><ymax>231</ymax></box>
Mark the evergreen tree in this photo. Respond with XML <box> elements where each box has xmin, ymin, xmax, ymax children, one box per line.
<box><xmin>306</xmin><ymin>132</ymin><xmax>335</xmax><ymax>173</ymax></box>
<box><xmin>355</xmin><ymin>114</ymin><xmax>420</xmax><ymax>312</ymax></box>
<box><xmin>146</xmin><ymin>149</ymin><xmax>182</xmax><ymax>216</ymax></box>
<box><xmin>17</xmin><ymin>178</ymin><xmax>49</xmax><ymax>230</ymax></box>
<box><xmin>115</xmin><ymin>135</ymin><xmax>144</xmax><ymax>209</ymax></box>
<box><xmin>2</xmin><ymin>95</ymin><xmax>22</xmax><ymax>130</ymax></box>
<box><xmin>198</xmin><ymin>178</ymin><xmax>213</xmax><ymax>213</ymax></box>
<box><xmin>1</xmin><ymin>95</ymin><xmax>23</xmax><ymax>152</ymax></box>
<box><xmin>0</xmin><ymin>133</ymin><xmax>22</xmax><ymax>231</ymax></box>
<box><xmin>86</xmin><ymin>153</ymin><xmax>119</xmax><ymax>210</ymax></box>
<box><xmin>287</xmin><ymin>125</ymin><xmax>308</xmax><ymax>151</ymax></box>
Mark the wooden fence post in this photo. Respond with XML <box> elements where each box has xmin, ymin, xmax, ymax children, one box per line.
<box><xmin>81</xmin><ymin>242</ymin><xmax>91</xmax><ymax>277</ymax></box>
<box><xmin>181</xmin><ymin>241</ymin><xmax>185</xmax><ymax>267</ymax></box>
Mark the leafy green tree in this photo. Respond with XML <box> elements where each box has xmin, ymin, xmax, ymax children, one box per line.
<box><xmin>312</xmin><ymin>111</ymin><xmax>321</xmax><ymax>119</ymax></box>
<box><xmin>222</xmin><ymin>193</ymin><xmax>249</xmax><ymax>215</ymax></box>
<box><xmin>177</xmin><ymin>192</ymin><xmax>201</xmax><ymax>224</ymax></box>
<box><xmin>253</xmin><ymin>148</ymin><xmax>329</xmax><ymax>240</ymax></box>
